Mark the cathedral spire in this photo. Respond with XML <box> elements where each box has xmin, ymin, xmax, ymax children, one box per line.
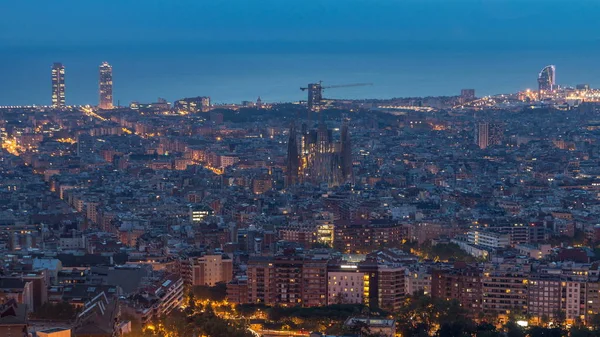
<box><xmin>286</xmin><ymin>122</ymin><xmax>300</xmax><ymax>187</ymax></box>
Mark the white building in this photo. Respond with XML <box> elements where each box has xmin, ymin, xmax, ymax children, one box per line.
<box><xmin>452</xmin><ymin>240</ymin><xmax>490</xmax><ymax>259</ymax></box>
<box><xmin>219</xmin><ymin>155</ymin><xmax>239</xmax><ymax>168</ymax></box>
<box><xmin>154</xmin><ymin>276</ymin><xmax>184</xmax><ymax>317</ymax></box>
<box><xmin>564</xmin><ymin>280</ymin><xmax>586</xmax><ymax>324</ymax></box>
<box><xmin>467</xmin><ymin>230</ymin><xmax>510</xmax><ymax>249</ymax></box>
<box><xmin>59</xmin><ymin>235</ymin><xmax>86</xmax><ymax>250</ymax></box>
<box><xmin>516</xmin><ymin>243</ymin><xmax>552</xmax><ymax>260</ymax></box>
<box><xmin>405</xmin><ymin>266</ymin><xmax>431</xmax><ymax>296</ymax></box>
<box><xmin>190</xmin><ymin>254</ymin><xmax>233</xmax><ymax>286</ymax></box>
<box><xmin>327</xmin><ymin>271</ymin><xmax>365</xmax><ymax>305</ymax></box>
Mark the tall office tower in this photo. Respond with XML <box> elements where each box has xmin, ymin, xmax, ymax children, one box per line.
<box><xmin>476</xmin><ymin>122</ymin><xmax>489</xmax><ymax>149</ymax></box>
<box><xmin>340</xmin><ymin>122</ymin><xmax>353</xmax><ymax>183</ymax></box>
<box><xmin>488</xmin><ymin>123</ymin><xmax>504</xmax><ymax>146</ymax></box>
<box><xmin>476</xmin><ymin>122</ymin><xmax>504</xmax><ymax>149</ymax></box>
<box><xmin>51</xmin><ymin>63</ymin><xmax>66</xmax><ymax>107</ymax></box>
<box><xmin>99</xmin><ymin>62</ymin><xmax>113</xmax><ymax>109</ymax></box>
<box><xmin>538</xmin><ymin>65</ymin><xmax>556</xmax><ymax>92</ymax></box>
<box><xmin>286</xmin><ymin>123</ymin><xmax>300</xmax><ymax>187</ymax></box>
<box><xmin>460</xmin><ymin>89</ymin><xmax>475</xmax><ymax>103</ymax></box>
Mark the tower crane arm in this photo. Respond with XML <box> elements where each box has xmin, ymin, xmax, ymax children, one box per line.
<box><xmin>323</xmin><ymin>83</ymin><xmax>373</xmax><ymax>89</ymax></box>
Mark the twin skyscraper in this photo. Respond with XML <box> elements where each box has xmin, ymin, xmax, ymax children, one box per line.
<box><xmin>51</xmin><ymin>62</ymin><xmax>113</xmax><ymax>109</ymax></box>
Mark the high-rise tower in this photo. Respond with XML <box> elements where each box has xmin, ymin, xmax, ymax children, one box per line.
<box><xmin>475</xmin><ymin>122</ymin><xmax>504</xmax><ymax>149</ymax></box>
<box><xmin>538</xmin><ymin>65</ymin><xmax>556</xmax><ymax>92</ymax></box>
<box><xmin>476</xmin><ymin>122</ymin><xmax>489</xmax><ymax>149</ymax></box>
<box><xmin>99</xmin><ymin>62</ymin><xmax>113</xmax><ymax>109</ymax></box>
<box><xmin>51</xmin><ymin>63</ymin><xmax>65</xmax><ymax>107</ymax></box>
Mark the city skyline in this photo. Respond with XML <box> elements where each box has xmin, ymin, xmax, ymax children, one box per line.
<box><xmin>4</xmin><ymin>2</ymin><xmax>600</xmax><ymax>337</ymax></box>
<box><xmin>3</xmin><ymin>0</ymin><xmax>600</xmax><ymax>105</ymax></box>
<box><xmin>3</xmin><ymin>58</ymin><xmax>600</xmax><ymax>108</ymax></box>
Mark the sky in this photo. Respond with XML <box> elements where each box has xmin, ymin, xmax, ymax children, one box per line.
<box><xmin>1</xmin><ymin>0</ymin><xmax>600</xmax><ymax>105</ymax></box>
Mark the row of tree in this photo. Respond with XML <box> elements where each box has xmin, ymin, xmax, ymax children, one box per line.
<box><xmin>132</xmin><ymin>284</ymin><xmax>600</xmax><ymax>337</ymax></box>
<box><xmin>398</xmin><ymin>293</ymin><xmax>600</xmax><ymax>337</ymax></box>
<box><xmin>134</xmin><ymin>300</ymin><xmax>253</xmax><ymax>337</ymax></box>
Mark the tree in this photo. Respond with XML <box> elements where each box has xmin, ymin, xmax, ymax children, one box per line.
<box><xmin>553</xmin><ymin>310</ymin><xmax>566</xmax><ymax>328</ymax></box>
<box><xmin>476</xmin><ymin>322</ymin><xmax>501</xmax><ymax>337</ymax></box>
<box><xmin>437</xmin><ymin>299</ymin><xmax>471</xmax><ymax>326</ymax></box>
<box><xmin>541</xmin><ymin>315</ymin><xmax>550</xmax><ymax>326</ymax></box>
<box><xmin>420</xmin><ymin>243</ymin><xmax>476</xmax><ymax>263</ymax></box>
<box><xmin>526</xmin><ymin>326</ymin><xmax>565</xmax><ymax>337</ymax></box>
<box><xmin>185</xmin><ymin>289</ymin><xmax>196</xmax><ymax>315</ymax></box>
<box><xmin>438</xmin><ymin>322</ymin><xmax>475</xmax><ymax>337</ymax></box>
<box><xmin>192</xmin><ymin>282</ymin><xmax>227</xmax><ymax>301</ymax></box>
<box><xmin>343</xmin><ymin>320</ymin><xmax>388</xmax><ymax>337</ymax></box>
<box><xmin>505</xmin><ymin>321</ymin><xmax>525</xmax><ymax>337</ymax></box>
<box><xmin>404</xmin><ymin>322</ymin><xmax>430</xmax><ymax>337</ymax></box>
<box><xmin>570</xmin><ymin>325</ymin><xmax>594</xmax><ymax>337</ymax></box>
<box><xmin>507</xmin><ymin>307</ymin><xmax>527</xmax><ymax>322</ymax></box>
<box><xmin>396</xmin><ymin>292</ymin><xmax>475</xmax><ymax>337</ymax></box>
<box><xmin>590</xmin><ymin>313</ymin><xmax>600</xmax><ymax>330</ymax></box>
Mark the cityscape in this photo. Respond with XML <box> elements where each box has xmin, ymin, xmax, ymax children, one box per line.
<box><xmin>5</xmin><ymin>1</ymin><xmax>600</xmax><ymax>337</ymax></box>
<box><xmin>3</xmin><ymin>57</ymin><xmax>600</xmax><ymax>337</ymax></box>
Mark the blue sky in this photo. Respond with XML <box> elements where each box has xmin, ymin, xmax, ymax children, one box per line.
<box><xmin>1</xmin><ymin>0</ymin><xmax>600</xmax><ymax>105</ymax></box>
<box><xmin>3</xmin><ymin>0</ymin><xmax>599</xmax><ymax>46</ymax></box>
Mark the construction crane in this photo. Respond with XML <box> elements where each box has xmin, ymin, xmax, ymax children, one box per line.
<box><xmin>300</xmin><ymin>81</ymin><xmax>372</xmax><ymax>114</ymax></box>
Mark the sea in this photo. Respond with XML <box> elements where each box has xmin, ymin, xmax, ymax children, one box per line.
<box><xmin>2</xmin><ymin>41</ymin><xmax>600</xmax><ymax>106</ymax></box>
